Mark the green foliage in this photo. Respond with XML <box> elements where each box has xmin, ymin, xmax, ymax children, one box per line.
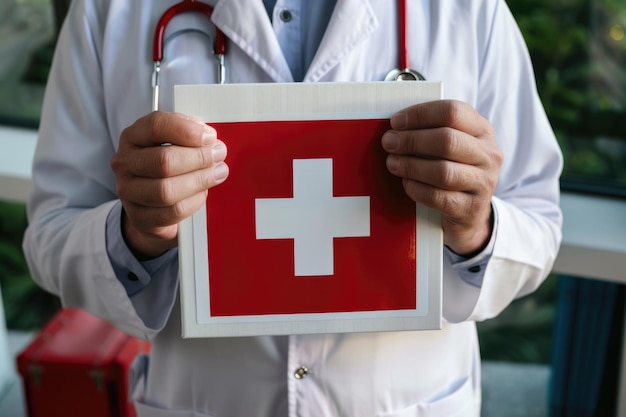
<box><xmin>479</xmin><ymin>0</ymin><xmax>626</xmax><ymax>363</ymax></box>
<box><xmin>508</xmin><ymin>0</ymin><xmax>626</xmax><ymax>190</ymax></box>
<box><xmin>0</xmin><ymin>200</ymin><xmax>60</xmax><ymax>330</ymax></box>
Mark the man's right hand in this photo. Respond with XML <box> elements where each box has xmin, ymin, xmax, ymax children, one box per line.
<box><xmin>110</xmin><ymin>111</ymin><xmax>228</xmax><ymax>260</ymax></box>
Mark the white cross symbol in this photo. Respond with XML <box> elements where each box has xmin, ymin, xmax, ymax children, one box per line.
<box><xmin>255</xmin><ymin>158</ymin><xmax>371</xmax><ymax>276</ymax></box>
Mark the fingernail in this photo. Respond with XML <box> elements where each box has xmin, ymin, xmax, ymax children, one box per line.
<box><xmin>213</xmin><ymin>162</ymin><xmax>229</xmax><ymax>182</ymax></box>
<box><xmin>211</xmin><ymin>142</ymin><xmax>227</xmax><ymax>162</ymax></box>
<box><xmin>386</xmin><ymin>155</ymin><xmax>400</xmax><ymax>172</ymax></box>
<box><xmin>381</xmin><ymin>131</ymin><xmax>399</xmax><ymax>151</ymax></box>
<box><xmin>202</xmin><ymin>126</ymin><xmax>217</xmax><ymax>144</ymax></box>
<box><xmin>391</xmin><ymin>112</ymin><xmax>407</xmax><ymax>129</ymax></box>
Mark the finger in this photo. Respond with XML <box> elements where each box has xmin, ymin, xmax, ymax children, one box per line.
<box><xmin>381</xmin><ymin>127</ymin><xmax>489</xmax><ymax>166</ymax></box>
<box><xmin>402</xmin><ymin>179</ymin><xmax>490</xmax><ymax>251</ymax></box>
<box><xmin>401</xmin><ymin>178</ymin><xmax>473</xmax><ymax>220</ymax></box>
<box><xmin>116</xmin><ymin>140</ymin><xmax>227</xmax><ymax>179</ymax></box>
<box><xmin>401</xmin><ymin>178</ymin><xmax>493</xmax><ymax>256</ymax></box>
<box><xmin>124</xmin><ymin>190</ymin><xmax>210</xmax><ymax>230</ymax></box>
<box><xmin>391</xmin><ymin>100</ymin><xmax>493</xmax><ymax>139</ymax></box>
<box><xmin>386</xmin><ymin>155</ymin><xmax>490</xmax><ymax>193</ymax></box>
<box><xmin>118</xmin><ymin>163</ymin><xmax>229</xmax><ymax>207</ymax></box>
<box><xmin>120</xmin><ymin>111</ymin><xmax>217</xmax><ymax>148</ymax></box>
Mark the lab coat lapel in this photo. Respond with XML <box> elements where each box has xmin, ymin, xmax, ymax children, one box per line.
<box><xmin>304</xmin><ymin>0</ymin><xmax>378</xmax><ymax>82</ymax></box>
<box><xmin>212</xmin><ymin>0</ymin><xmax>293</xmax><ymax>82</ymax></box>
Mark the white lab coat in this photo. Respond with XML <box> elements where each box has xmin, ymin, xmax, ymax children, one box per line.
<box><xmin>23</xmin><ymin>1</ymin><xmax>563</xmax><ymax>416</ymax></box>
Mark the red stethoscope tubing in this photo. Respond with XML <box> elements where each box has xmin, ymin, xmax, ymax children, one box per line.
<box><xmin>151</xmin><ymin>0</ymin><xmax>227</xmax><ymax>111</ymax></box>
<box><xmin>398</xmin><ymin>0</ymin><xmax>409</xmax><ymax>71</ymax></box>
<box><xmin>385</xmin><ymin>0</ymin><xmax>425</xmax><ymax>81</ymax></box>
<box><xmin>152</xmin><ymin>0</ymin><xmax>226</xmax><ymax>62</ymax></box>
<box><xmin>151</xmin><ymin>0</ymin><xmax>423</xmax><ymax>110</ymax></box>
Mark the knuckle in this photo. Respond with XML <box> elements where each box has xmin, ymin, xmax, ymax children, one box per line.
<box><xmin>155</xmin><ymin>179</ymin><xmax>175</xmax><ymax>205</ymax></box>
<box><xmin>152</xmin><ymin>210</ymin><xmax>171</xmax><ymax>228</ymax></box>
<box><xmin>156</xmin><ymin>149</ymin><xmax>176</xmax><ymax>176</ymax></box>
<box><xmin>483</xmin><ymin>170</ymin><xmax>499</xmax><ymax>193</ymax></box>
<box><xmin>404</xmin><ymin>131</ymin><xmax>421</xmax><ymax>155</ymax></box>
<box><xmin>126</xmin><ymin>204</ymin><xmax>150</xmax><ymax>230</ymax></box>
<box><xmin>170</xmin><ymin>200</ymin><xmax>188</xmax><ymax>221</ymax></box>
<box><xmin>402</xmin><ymin>179</ymin><xmax>419</xmax><ymax>202</ymax></box>
<box><xmin>481</xmin><ymin>147</ymin><xmax>503</xmax><ymax>191</ymax></box>
<box><xmin>147</xmin><ymin>111</ymin><xmax>169</xmax><ymax>137</ymax></box>
<box><xmin>482</xmin><ymin>121</ymin><xmax>496</xmax><ymax>140</ymax></box>
<box><xmin>198</xmin><ymin>146</ymin><xmax>211</xmax><ymax>168</ymax></box>
<box><xmin>196</xmin><ymin>169</ymin><xmax>211</xmax><ymax>191</ymax></box>
<box><xmin>110</xmin><ymin>149</ymin><xmax>133</xmax><ymax>177</ymax></box>
<box><xmin>491</xmin><ymin>147</ymin><xmax>504</xmax><ymax>168</ymax></box>
<box><xmin>110</xmin><ymin>154</ymin><xmax>122</xmax><ymax>173</ymax></box>
<box><xmin>440</xmin><ymin>100</ymin><xmax>462</xmax><ymax>126</ymax></box>
<box><xmin>115</xmin><ymin>178</ymin><xmax>135</xmax><ymax>203</ymax></box>
<box><xmin>439</xmin><ymin>128</ymin><xmax>461</xmax><ymax>157</ymax></box>
<box><xmin>426</xmin><ymin>187</ymin><xmax>446</xmax><ymax>210</ymax></box>
<box><xmin>119</xmin><ymin>124</ymin><xmax>133</xmax><ymax>146</ymax></box>
<box><xmin>116</xmin><ymin>182</ymin><xmax>129</xmax><ymax>201</ymax></box>
<box><xmin>437</xmin><ymin>192</ymin><xmax>461</xmax><ymax>217</ymax></box>
<box><xmin>402</xmin><ymin>157</ymin><xmax>420</xmax><ymax>180</ymax></box>
<box><xmin>411</xmin><ymin>105</ymin><xmax>428</xmax><ymax>127</ymax></box>
<box><xmin>438</xmin><ymin>161</ymin><xmax>457</xmax><ymax>188</ymax></box>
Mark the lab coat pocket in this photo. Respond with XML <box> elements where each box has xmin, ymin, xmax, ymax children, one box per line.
<box><xmin>377</xmin><ymin>377</ymin><xmax>475</xmax><ymax>417</ymax></box>
<box><xmin>134</xmin><ymin>401</ymin><xmax>215</xmax><ymax>417</ymax></box>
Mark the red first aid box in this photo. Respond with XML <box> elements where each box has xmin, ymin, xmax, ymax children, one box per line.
<box><xmin>17</xmin><ymin>308</ymin><xmax>150</xmax><ymax>417</ymax></box>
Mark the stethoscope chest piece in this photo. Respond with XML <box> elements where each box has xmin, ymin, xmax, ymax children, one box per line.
<box><xmin>384</xmin><ymin>68</ymin><xmax>426</xmax><ymax>81</ymax></box>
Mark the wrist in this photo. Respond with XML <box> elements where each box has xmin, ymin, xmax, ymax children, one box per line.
<box><xmin>121</xmin><ymin>208</ymin><xmax>176</xmax><ymax>261</ymax></box>
<box><xmin>444</xmin><ymin>206</ymin><xmax>494</xmax><ymax>259</ymax></box>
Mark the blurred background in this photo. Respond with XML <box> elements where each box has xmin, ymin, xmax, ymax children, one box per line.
<box><xmin>0</xmin><ymin>0</ymin><xmax>624</xmax><ymax>415</ymax></box>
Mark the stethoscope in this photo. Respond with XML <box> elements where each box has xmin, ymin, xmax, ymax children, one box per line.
<box><xmin>151</xmin><ymin>0</ymin><xmax>424</xmax><ymax>111</ymax></box>
<box><xmin>152</xmin><ymin>0</ymin><xmax>227</xmax><ymax>111</ymax></box>
<box><xmin>383</xmin><ymin>0</ymin><xmax>426</xmax><ymax>82</ymax></box>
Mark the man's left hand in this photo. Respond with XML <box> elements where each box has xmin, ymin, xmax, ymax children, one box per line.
<box><xmin>381</xmin><ymin>99</ymin><xmax>503</xmax><ymax>257</ymax></box>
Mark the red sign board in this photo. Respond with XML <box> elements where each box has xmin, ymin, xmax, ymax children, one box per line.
<box><xmin>175</xmin><ymin>82</ymin><xmax>442</xmax><ymax>338</ymax></box>
<box><xmin>207</xmin><ymin>119</ymin><xmax>417</xmax><ymax>316</ymax></box>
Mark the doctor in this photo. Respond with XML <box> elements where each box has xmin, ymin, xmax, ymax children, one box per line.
<box><xmin>23</xmin><ymin>1</ymin><xmax>562</xmax><ymax>416</ymax></box>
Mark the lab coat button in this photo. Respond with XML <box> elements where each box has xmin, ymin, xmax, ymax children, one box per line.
<box><xmin>294</xmin><ymin>366</ymin><xmax>308</xmax><ymax>379</ymax></box>
<box><xmin>279</xmin><ymin>9</ymin><xmax>292</xmax><ymax>22</ymax></box>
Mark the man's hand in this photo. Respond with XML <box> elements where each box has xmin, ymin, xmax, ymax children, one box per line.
<box><xmin>111</xmin><ymin>111</ymin><xmax>229</xmax><ymax>259</ymax></box>
<box><xmin>381</xmin><ymin>100</ymin><xmax>503</xmax><ymax>257</ymax></box>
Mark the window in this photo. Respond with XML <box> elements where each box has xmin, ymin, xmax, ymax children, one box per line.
<box><xmin>508</xmin><ymin>0</ymin><xmax>626</xmax><ymax>197</ymax></box>
<box><xmin>0</xmin><ymin>0</ymin><xmax>60</xmax><ymax>128</ymax></box>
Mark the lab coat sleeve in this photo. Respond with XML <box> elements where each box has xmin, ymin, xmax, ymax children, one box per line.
<box><xmin>22</xmin><ymin>1</ymin><xmax>175</xmax><ymax>340</ymax></box>
<box><xmin>442</xmin><ymin>0</ymin><xmax>563</xmax><ymax>323</ymax></box>
<box><xmin>105</xmin><ymin>201</ymin><xmax>179</xmax><ymax>299</ymax></box>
